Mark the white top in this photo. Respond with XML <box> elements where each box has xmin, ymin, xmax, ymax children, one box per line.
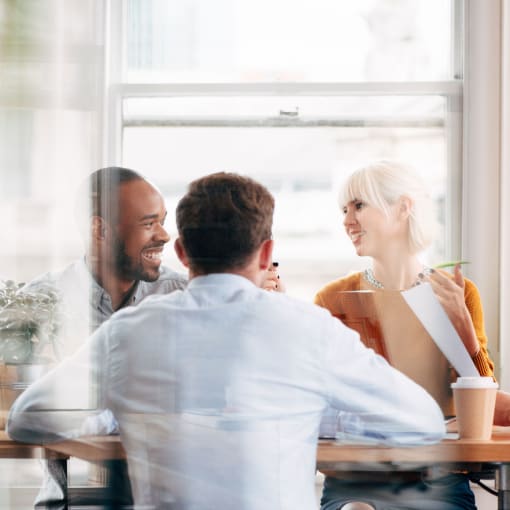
<box><xmin>8</xmin><ymin>274</ymin><xmax>445</xmax><ymax>510</ymax></box>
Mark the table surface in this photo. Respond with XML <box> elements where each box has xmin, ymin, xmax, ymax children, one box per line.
<box><xmin>0</xmin><ymin>430</ymin><xmax>123</xmax><ymax>461</ymax></box>
<box><xmin>0</xmin><ymin>429</ymin><xmax>67</xmax><ymax>459</ymax></box>
<box><xmin>2</xmin><ymin>426</ymin><xmax>510</xmax><ymax>465</ymax></box>
<box><xmin>317</xmin><ymin>426</ymin><xmax>510</xmax><ymax>470</ymax></box>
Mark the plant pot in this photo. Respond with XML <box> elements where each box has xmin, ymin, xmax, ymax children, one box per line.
<box><xmin>0</xmin><ymin>326</ymin><xmax>36</xmax><ymax>364</ymax></box>
<box><xmin>0</xmin><ymin>361</ymin><xmax>49</xmax><ymax>430</ymax></box>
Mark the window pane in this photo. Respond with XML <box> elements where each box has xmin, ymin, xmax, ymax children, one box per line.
<box><xmin>123</xmin><ymin>125</ymin><xmax>447</xmax><ymax>300</ymax></box>
<box><xmin>124</xmin><ymin>0</ymin><xmax>453</xmax><ymax>83</ymax></box>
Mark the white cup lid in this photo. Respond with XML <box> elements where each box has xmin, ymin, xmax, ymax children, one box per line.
<box><xmin>451</xmin><ymin>376</ymin><xmax>498</xmax><ymax>389</ymax></box>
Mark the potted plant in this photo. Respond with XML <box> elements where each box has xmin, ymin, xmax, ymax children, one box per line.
<box><xmin>0</xmin><ymin>279</ymin><xmax>60</xmax><ymax>428</ymax></box>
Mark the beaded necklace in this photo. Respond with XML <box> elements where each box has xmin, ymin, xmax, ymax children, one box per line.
<box><xmin>362</xmin><ymin>267</ymin><xmax>432</xmax><ymax>290</ymax></box>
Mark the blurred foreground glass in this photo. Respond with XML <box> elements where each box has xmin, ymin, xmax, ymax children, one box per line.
<box><xmin>0</xmin><ymin>0</ymin><xmax>104</xmax><ymax>282</ymax></box>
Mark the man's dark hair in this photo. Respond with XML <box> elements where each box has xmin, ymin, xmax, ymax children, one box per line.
<box><xmin>89</xmin><ymin>166</ymin><xmax>144</xmax><ymax>220</ymax></box>
<box><xmin>75</xmin><ymin>166</ymin><xmax>144</xmax><ymax>227</ymax></box>
<box><xmin>176</xmin><ymin>172</ymin><xmax>274</xmax><ymax>274</ymax></box>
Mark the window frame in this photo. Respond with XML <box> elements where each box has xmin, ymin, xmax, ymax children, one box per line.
<box><xmin>110</xmin><ymin>80</ymin><xmax>464</xmax><ymax>251</ymax></box>
<box><xmin>103</xmin><ymin>0</ymin><xmax>507</xmax><ymax>382</ymax></box>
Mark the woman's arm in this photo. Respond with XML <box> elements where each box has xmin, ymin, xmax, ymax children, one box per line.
<box><xmin>428</xmin><ymin>265</ymin><xmax>510</xmax><ymax>425</ymax></box>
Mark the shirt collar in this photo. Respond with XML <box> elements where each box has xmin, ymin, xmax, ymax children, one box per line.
<box><xmin>187</xmin><ymin>273</ymin><xmax>257</xmax><ymax>292</ymax></box>
<box><xmin>79</xmin><ymin>257</ymin><xmax>140</xmax><ymax>311</ymax></box>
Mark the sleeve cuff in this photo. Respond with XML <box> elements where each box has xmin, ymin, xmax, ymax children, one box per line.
<box><xmin>472</xmin><ymin>349</ymin><xmax>494</xmax><ymax>377</ymax></box>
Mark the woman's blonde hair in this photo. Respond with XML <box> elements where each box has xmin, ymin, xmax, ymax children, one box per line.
<box><xmin>340</xmin><ymin>160</ymin><xmax>438</xmax><ymax>254</ymax></box>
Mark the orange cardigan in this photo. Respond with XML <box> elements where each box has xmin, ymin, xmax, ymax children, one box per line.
<box><xmin>314</xmin><ymin>271</ymin><xmax>494</xmax><ymax>377</ymax></box>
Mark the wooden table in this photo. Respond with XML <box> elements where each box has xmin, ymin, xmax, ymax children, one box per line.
<box><xmin>317</xmin><ymin>426</ymin><xmax>510</xmax><ymax>510</ymax></box>
<box><xmin>0</xmin><ymin>429</ymin><xmax>65</xmax><ymax>460</ymax></box>
<box><xmin>0</xmin><ymin>430</ymin><xmax>116</xmax><ymax>506</ymax></box>
<box><xmin>2</xmin><ymin>427</ymin><xmax>510</xmax><ymax>509</ymax></box>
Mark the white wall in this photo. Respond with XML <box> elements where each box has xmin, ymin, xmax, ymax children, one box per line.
<box><xmin>499</xmin><ymin>0</ymin><xmax>510</xmax><ymax>390</ymax></box>
<box><xmin>463</xmin><ymin>0</ymin><xmax>504</xmax><ymax>383</ymax></box>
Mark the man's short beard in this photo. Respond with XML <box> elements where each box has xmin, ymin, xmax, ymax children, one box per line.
<box><xmin>113</xmin><ymin>239</ymin><xmax>159</xmax><ymax>282</ymax></box>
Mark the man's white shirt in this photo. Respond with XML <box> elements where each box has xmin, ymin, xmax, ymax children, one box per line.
<box><xmin>8</xmin><ymin>274</ymin><xmax>445</xmax><ymax>510</ymax></box>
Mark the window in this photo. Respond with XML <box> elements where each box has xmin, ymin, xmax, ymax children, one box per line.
<box><xmin>107</xmin><ymin>0</ymin><xmax>463</xmax><ymax>300</ymax></box>
<box><xmin>0</xmin><ymin>0</ymin><xmax>105</xmax><ymax>281</ymax></box>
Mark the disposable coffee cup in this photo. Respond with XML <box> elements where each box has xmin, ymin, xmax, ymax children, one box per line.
<box><xmin>451</xmin><ymin>377</ymin><xmax>498</xmax><ymax>440</ymax></box>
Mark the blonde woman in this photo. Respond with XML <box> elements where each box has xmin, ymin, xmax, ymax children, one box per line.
<box><xmin>315</xmin><ymin>160</ymin><xmax>508</xmax><ymax>510</ymax></box>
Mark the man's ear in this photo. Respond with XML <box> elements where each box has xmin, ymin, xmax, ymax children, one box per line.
<box><xmin>91</xmin><ymin>216</ymin><xmax>107</xmax><ymax>241</ymax></box>
<box><xmin>258</xmin><ymin>239</ymin><xmax>274</xmax><ymax>271</ymax></box>
<box><xmin>174</xmin><ymin>238</ymin><xmax>190</xmax><ymax>268</ymax></box>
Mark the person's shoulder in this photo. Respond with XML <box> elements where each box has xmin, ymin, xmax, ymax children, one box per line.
<box><xmin>461</xmin><ymin>275</ymin><xmax>482</xmax><ymax>305</ymax></box>
<box><xmin>109</xmin><ymin>278</ymin><xmax>186</xmax><ymax>331</ymax></box>
<box><xmin>462</xmin><ymin>276</ymin><xmax>478</xmax><ymax>292</ymax></box>
<box><xmin>22</xmin><ymin>260</ymin><xmax>83</xmax><ymax>294</ymax></box>
<box><xmin>139</xmin><ymin>266</ymin><xmax>188</xmax><ymax>297</ymax></box>
<box><xmin>158</xmin><ymin>265</ymin><xmax>188</xmax><ymax>283</ymax></box>
<box><xmin>155</xmin><ymin>266</ymin><xmax>188</xmax><ymax>288</ymax></box>
<box><xmin>319</xmin><ymin>272</ymin><xmax>362</xmax><ymax>292</ymax></box>
<box><xmin>314</xmin><ymin>272</ymin><xmax>362</xmax><ymax>306</ymax></box>
<box><xmin>22</xmin><ymin>271</ymin><xmax>57</xmax><ymax>292</ymax></box>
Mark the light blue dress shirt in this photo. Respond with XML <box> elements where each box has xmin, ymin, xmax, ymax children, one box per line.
<box><xmin>9</xmin><ymin>274</ymin><xmax>445</xmax><ymax>510</ymax></box>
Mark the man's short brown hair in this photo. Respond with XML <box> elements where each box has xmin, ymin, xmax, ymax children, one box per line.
<box><xmin>176</xmin><ymin>172</ymin><xmax>274</xmax><ymax>274</ymax></box>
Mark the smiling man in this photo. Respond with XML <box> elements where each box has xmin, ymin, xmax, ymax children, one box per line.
<box><xmin>23</xmin><ymin>167</ymin><xmax>187</xmax><ymax>507</ymax></box>
<box><xmin>83</xmin><ymin>168</ymin><xmax>184</xmax><ymax>313</ymax></box>
<box><xmin>27</xmin><ymin>167</ymin><xmax>187</xmax><ymax>357</ymax></box>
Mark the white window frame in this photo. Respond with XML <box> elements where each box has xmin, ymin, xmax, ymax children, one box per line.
<box><xmin>104</xmin><ymin>0</ymin><xmax>465</xmax><ymax>248</ymax></box>
<box><xmin>463</xmin><ymin>0</ymin><xmax>504</xmax><ymax>385</ymax></box>
<box><xmin>102</xmin><ymin>0</ymin><xmax>507</xmax><ymax>384</ymax></box>
<box><xmin>501</xmin><ymin>0</ymin><xmax>510</xmax><ymax>390</ymax></box>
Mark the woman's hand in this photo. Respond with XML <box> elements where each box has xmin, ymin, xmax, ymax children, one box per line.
<box><xmin>427</xmin><ymin>264</ymin><xmax>480</xmax><ymax>357</ymax></box>
<box><xmin>262</xmin><ymin>262</ymin><xmax>285</xmax><ymax>292</ymax></box>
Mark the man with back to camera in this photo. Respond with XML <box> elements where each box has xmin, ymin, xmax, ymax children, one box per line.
<box><xmin>24</xmin><ymin>167</ymin><xmax>282</xmax><ymax>507</ymax></box>
<box><xmin>9</xmin><ymin>172</ymin><xmax>446</xmax><ymax>510</ymax></box>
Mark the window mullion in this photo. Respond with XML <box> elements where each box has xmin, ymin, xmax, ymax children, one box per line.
<box><xmin>117</xmin><ymin>81</ymin><xmax>462</xmax><ymax>99</ymax></box>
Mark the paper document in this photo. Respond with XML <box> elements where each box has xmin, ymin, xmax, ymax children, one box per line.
<box><xmin>331</xmin><ymin>283</ymin><xmax>479</xmax><ymax>416</ymax></box>
<box><xmin>333</xmin><ymin>290</ymin><xmax>451</xmax><ymax>414</ymax></box>
<box><xmin>401</xmin><ymin>283</ymin><xmax>479</xmax><ymax>377</ymax></box>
